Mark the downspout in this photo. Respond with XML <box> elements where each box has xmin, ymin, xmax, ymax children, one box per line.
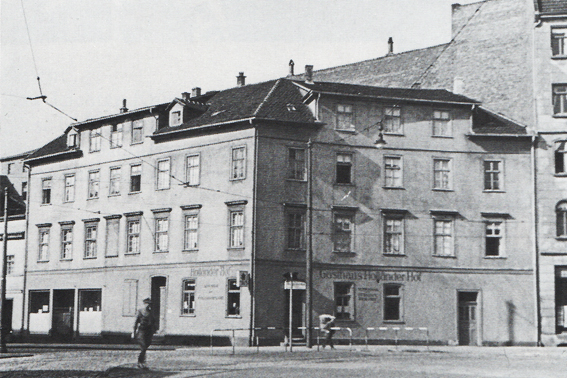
<box><xmin>21</xmin><ymin>164</ymin><xmax>31</xmax><ymax>337</ymax></box>
<box><xmin>248</xmin><ymin>121</ymin><xmax>259</xmax><ymax>346</ymax></box>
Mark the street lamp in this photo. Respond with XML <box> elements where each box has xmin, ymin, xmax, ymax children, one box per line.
<box><xmin>374</xmin><ymin>121</ymin><xmax>387</xmax><ymax>148</ymax></box>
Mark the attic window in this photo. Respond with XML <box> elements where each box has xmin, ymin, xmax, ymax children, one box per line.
<box><xmin>67</xmin><ymin>130</ymin><xmax>79</xmax><ymax>149</ymax></box>
<box><xmin>287</xmin><ymin>104</ymin><xmax>297</xmax><ymax>112</ymax></box>
<box><xmin>171</xmin><ymin>111</ymin><xmax>182</xmax><ymax>126</ymax></box>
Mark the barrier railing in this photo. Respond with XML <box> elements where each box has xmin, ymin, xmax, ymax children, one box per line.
<box><xmin>364</xmin><ymin>326</ymin><xmax>429</xmax><ymax>349</ymax></box>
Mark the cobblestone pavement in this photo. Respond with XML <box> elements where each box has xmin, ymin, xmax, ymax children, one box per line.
<box><xmin>0</xmin><ymin>345</ymin><xmax>565</xmax><ymax>378</ymax></box>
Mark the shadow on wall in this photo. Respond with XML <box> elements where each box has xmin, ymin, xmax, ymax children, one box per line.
<box><xmin>506</xmin><ymin>300</ymin><xmax>516</xmax><ymax>346</ymax></box>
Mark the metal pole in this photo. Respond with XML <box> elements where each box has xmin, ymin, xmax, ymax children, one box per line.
<box><xmin>1</xmin><ymin>188</ymin><xmax>9</xmax><ymax>353</ymax></box>
<box><xmin>289</xmin><ymin>279</ymin><xmax>293</xmax><ymax>352</ymax></box>
<box><xmin>306</xmin><ymin>139</ymin><xmax>313</xmax><ymax>348</ymax></box>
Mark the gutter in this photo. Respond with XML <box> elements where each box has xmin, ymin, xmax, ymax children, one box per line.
<box><xmin>24</xmin><ymin>149</ymin><xmax>82</xmax><ymax>166</ymax></box>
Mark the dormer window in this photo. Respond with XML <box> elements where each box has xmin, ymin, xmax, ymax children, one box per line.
<box><xmin>67</xmin><ymin>129</ymin><xmax>79</xmax><ymax>149</ymax></box>
<box><xmin>171</xmin><ymin>110</ymin><xmax>182</xmax><ymax>126</ymax></box>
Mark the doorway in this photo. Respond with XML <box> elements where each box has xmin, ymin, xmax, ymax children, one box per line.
<box><xmin>458</xmin><ymin>291</ymin><xmax>479</xmax><ymax>346</ymax></box>
<box><xmin>151</xmin><ymin>276</ymin><xmax>167</xmax><ymax>334</ymax></box>
<box><xmin>555</xmin><ymin>266</ymin><xmax>567</xmax><ymax>334</ymax></box>
<box><xmin>52</xmin><ymin>289</ymin><xmax>74</xmax><ymax>340</ymax></box>
<box><xmin>284</xmin><ymin>287</ymin><xmax>305</xmax><ymax>339</ymax></box>
<box><xmin>1</xmin><ymin>299</ymin><xmax>13</xmax><ymax>337</ymax></box>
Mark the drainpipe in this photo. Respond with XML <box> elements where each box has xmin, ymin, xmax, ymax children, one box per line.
<box><xmin>531</xmin><ymin>135</ymin><xmax>542</xmax><ymax>346</ymax></box>
<box><xmin>249</xmin><ymin>122</ymin><xmax>258</xmax><ymax>346</ymax></box>
<box><xmin>21</xmin><ymin>164</ymin><xmax>31</xmax><ymax>337</ymax></box>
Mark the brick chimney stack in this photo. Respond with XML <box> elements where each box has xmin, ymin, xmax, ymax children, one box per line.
<box><xmin>192</xmin><ymin>87</ymin><xmax>201</xmax><ymax>97</ymax></box>
<box><xmin>387</xmin><ymin>37</ymin><xmax>394</xmax><ymax>55</ymax></box>
<box><xmin>305</xmin><ymin>65</ymin><xmax>314</xmax><ymax>84</ymax></box>
<box><xmin>182</xmin><ymin>92</ymin><xmax>191</xmax><ymax>101</ymax></box>
<box><xmin>237</xmin><ymin>72</ymin><xmax>246</xmax><ymax>87</ymax></box>
<box><xmin>120</xmin><ymin>99</ymin><xmax>128</xmax><ymax>113</ymax></box>
<box><xmin>289</xmin><ymin>60</ymin><xmax>295</xmax><ymax>76</ymax></box>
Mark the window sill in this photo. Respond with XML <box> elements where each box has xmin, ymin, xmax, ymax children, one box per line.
<box><xmin>431</xmin><ymin>135</ymin><xmax>453</xmax><ymax>139</ymax></box>
<box><xmin>552</xmin><ymin>114</ymin><xmax>567</xmax><ymax>118</ymax></box>
<box><xmin>40</xmin><ymin>203</ymin><xmax>52</xmax><ymax>206</ymax></box>
<box><xmin>37</xmin><ymin>260</ymin><xmax>49</xmax><ymax>263</ymax></box>
<box><xmin>63</xmin><ymin>201</ymin><xmax>75</xmax><ymax>204</ymax></box>
<box><xmin>89</xmin><ymin>150</ymin><xmax>101</xmax><ymax>153</ymax></box>
<box><xmin>484</xmin><ymin>256</ymin><xmax>506</xmax><ymax>259</ymax></box>
<box><xmin>335</xmin><ymin>129</ymin><xmax>357</xmax><ymax>134</ymax></box>
<box><xmin>87</xmin><ymin>197</ymin><xmax>99</xmax><ymax>200</ymax></box>
<box><xmin>180</xmin><ymin>314</ymin><xmax>196</xmax><ymax>317</ymax></box>
<box><xmin>334</xmin><ymin>183</ymin><xmax>355</xmax><ymax>187</ymax></box>
<box><xmin>432</xmin><ymin>188</ymin><xmax>454</xmax><ymax>192</ymax></box>
<box><xmin>108</xmin><ymin>194</ymin><xmax>121</xmax><ymax>197</ymax></box>
<box><xmin>183</xmin><ymin>249</ymin><xmax>198</xmax><ymax>253</ymax></box>
<box><xmin>83</xmin><ymin>256</ymin><xmax>97</xmax><ymax>260</ymax></box>
<box><xmin>226</xmin><ymin>315</ymin><xmax>242</xmax><ymax>319</ymax></box>
<box><xmin>384</xmin><ymin>132</ymin><xmax>404</xmax><ymax>137</ymax></box>
<box><xmin>483</xmin><ymin>190</ymin><xmax>505</xmax><ymax>193</ymax></box>
<box><xmin>154</xmin><ymin>250</ymin><xmax>169</xmax><ymax>254</ymax></box>
<box><xmin>60</xmin><ymin>259</ymin><xmax>73</xmax><ymax>262</ymax></box>
<box><xmin>556</xmin><ymin>237</ymin><xmax>567</xmax><ymax>241</ymax></box>
<box><xmin>229</xmin><ymin>178</ymin><xmax>246</xmax><ymax>181</ymax></box>
<box><xmin>130</xmin><ymin>141</ymin><xmax>144</xmax><ymax>146</ymax></box>
<box><xmin>552</xmin><ymin>55</ymin><xmax>567</xmax><ymax>60</ymax></box>
<box><xmin>105</xmin><ymin>255</ymin><xmax>118</xmax><ymax>258</ymax></box>
<box><xmin>554</xmin><ymin>173</ymin><xmax>567</xmax><ymax>177</ymax></box>
<box><xmin>383</xmin><ymin>320</ymin><xmax>405</xmax><ymax>325</ymax></box>
<box><xmin>432</xmin><ymin>255</ymin><xmax>456</xmax><ymax>259</ymax></box>
<box><xmin>286</xmin><ymin>178</ymin><xmax>307</xmax><ymax>183</ymax></box>
<box><xmin>128</xmin><ymin>191</ymin><xmax>141</xmax><ymax>195</ymax></box>
<box><xmin>125</xmin><ymin>252</ymin><xmax>141</xmax><ymax>256</ymax></box>
<box><xmin>286</xmin><ymin>248</ymin><xmax>306</xmax><ymax>253</ymax></box>
<box><xmin>156</xmin><ymin>188</ymin><xmax>170</xmax><ymax>191</ymax></box>
<box><xmin>228</xmin><ymin>247</ymin><xmax>245</xmax><ymax>251</ymax></box>
<box><xmin>332</xmin><ymin>251</ymin><xmax>356</xmax><ymax>256</ymax></box>
<box><xmin>383</xmin><ymin>253</ymin><xmax>406</xmax><ymax>257</ymax></box>
<box><xmin>383</xmin><ymin>186</ymin><xmax>405</xmax><ymax>190</ymax></box>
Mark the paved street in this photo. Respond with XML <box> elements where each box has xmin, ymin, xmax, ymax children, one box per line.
<box><xmin>0</xmin><ymin>345</ymin><xmax>565</xmax><ymax>378</ymax></box>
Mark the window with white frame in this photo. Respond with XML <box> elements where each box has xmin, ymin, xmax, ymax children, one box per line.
<box><xmin>184</xmin><ymin>214</ymin><xmax>199</xmax><ymax>251</ymax></box>
<box><xmin>336</xmin><ymin>153</ymin><xmax>353</xmax><ymax>184</ymax></box>
<box><xmin>552</xmin><ymin>27</ymin><xmax>567</xmax><ymax>57</ymax></box>
<box><xmin>227</xmin><ymin>278</ymin><xmax>240</xmax><ymax>316</ymax></box>
<box><xmin>231</xmin><ymin>146</ymin><xmax>246</xmax><ymax>180</ymax></box>
<box><xmin>6</xmin><ymin>255</ymin><xmax>14</xmax><ymax>275</ymax></box>
<box><xmin>186</xmin><ymin>154</ymin><xmax>200</xmax><ymax>186</ymax></box>
<box><xmin>156</xmin><ymin>158</ymin><xmax>171</xmax><ymax>190</ymax></box>
<box><xmin>109</xmin><ymin>167</ymin><xmax>121</xmax><ymax>196</ymax></box>
<box><xmin>384</xmin><ymin>156</ymin><xmax>402</xmax><ymax>187</ymax></box>
<box><xmin>90</xmin><ymin>127</ymin><xmax>101</xmax><ymax>152</ymax></box>
<box><xmin>433</xmin><ymin>158</ymin><xmax>452</xmax><ymax>190</ymax></box>
<box><xmin>383</xmin><ymin>284</ymin><xmax>402</xmax><ymax>321</ymax></box>
<box><xmin>38</xmin><ymin>227</ymin><xmax>50</xmax><ymax>261</ymax></box>
<box><xmin>64</xmin><ymin>174</ymin><xmax>75</xmax><ymax>202</ymax></box>
<box><xmin>182</xmin><ymin>279</ymin><xmax>196</xmax><ymax>315</ymax></box>
<box><xmin>229</xmin><ymin>210</ymin><xmax>244</xmax><ymax>248</ymax></box>
<box><xmin>67</xmin><ymin>130</ymin><xmax>79</xmax><ymax>149</ymax></box>
<box><xmin>432</xmin><ymin>110</ymin><xmax>451</xmax><ymax>136</ymax></box>
<box><xmin>105</xmin><ymin>216</ymin><xmax>120</xmax><ymax>257</ymax></box>
<box><xmin>383</xmin><ymin>106</ymin><xmax>402</xmax><ymax>134</ymax></box>
<box><xmin>384</xmin><ymin>215</ymin><xmax>404</xmax><ymax>255</ymax></box>
<box><xmin>557</xmin><ymin>201</ymin><xmax>567</xmax><ymax>238</ymax></box>
<box><xmin>334</xmin><ymin>282</ymin><xmax>354</xmax><ymax>320</ymax></box>
<box><xmin>60</xmin><ymin>224</ymin><xmax>73</xmax><ymax>260</ymax></box>
<box><xmin>553</xmin><ymin>84</ymin><xmax>567</xmax><ymax>115</ymax></box>
<box><xmin>154</xmin><ymin>216</ymin><xmax>169</xmax><ymax>252</ymax></box>
<box><xmin>333</xmin><ymin>208</ymin><xmax>356</xmax><ymax>253</ymax></box>
<box><xmin>110</xmin><ymin>123</ymin><xmax>123</xmax><ymax>148</ymax></box>
<box><xmin>126</xmin><ymin>216</ymin><xmax>141</xmax><ymax>254</ymax></box>
<box><xmin>336</xmin><ymin>104</ymin><xmax>354</xmax><ymax>131</ymax></box>
<box><xmin>484</xmin><ymin>160</ymin><xmax>502</xmax><ymax>191</ymax></box>
<box><xmin>485</xmin><ymin>221</ymin><xmax>504</xmax><ymax>257</ymax></box>
<box><xmin>130</xmin><ymin>164</ymin><xmax>142</xmax><ymax>193</ymax></box>
<box><xmin>170</xmin><ymin>111</ymin><xmax>182</xmax><ymax>126</ymax></box>
<box><xmin>433</xmin><ymin>217</ymin><xmax>454</xmax><ymax>257</ymax></box>
<box><xmin>88</xmin><ymin>170</ymin><xmax>100</xmax><ymax>199</ymax></box>
<box><xmin>131</xmin><ymin>119</ymin><xmax>144</xmax><ymax>144</ymax></box>
<box><xmin>42</xmin><ymin>178</ymin><xmax>51</xmax><ymax>205</ymax></box>
<box><xmin>556</xmin><ymin>141</ymin><xmax>566</xmax><ymax>174</ymax></box>
<box><xmin>286</xmin><ymin>209</ymin><xmax>305</xmax><ymax>250</ymax></box>
<box><xmin>288</xmin><ymin>148</ymin><xmax>306</xmax><ymax>180</ymax></box>
<box><xmin>84</xmin><ymin>222</ymin><xmax>98</xmax><ymax>258</ymax></box>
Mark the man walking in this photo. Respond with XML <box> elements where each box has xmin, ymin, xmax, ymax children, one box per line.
<box><xmin>319</xmin><ymin>314</ymin><xmax>336</xmax><ymax>349</ymax></box>
<box><xmin>133</xmin><ymin>298</ymin><xmax>156</xmax><ymax>368</ymax></box>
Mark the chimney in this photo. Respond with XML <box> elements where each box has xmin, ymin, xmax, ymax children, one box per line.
<box><xmin>237</xmin><ymin>72</ymin><xmax>246</xmax><ymax>87</ymax></box>
<box><xmin>387</xmin><ymin>37</ymin><xmax>394</xmax><ymax>55</ymax></box>
<box><xmin>120</xmin><ymin>99</ymin><xmax>128</xmax><ymax>113</ymax></box>
<box><xmin>182</xmin><ymin>92</ymin><xmax>191</xmax><ymax>101</ymax></box>
<box><xmin>305</xmin><ymin>65</ymin><xmax>314</xmax><ymax>84</ymax></box>
<box><xmin>289</xmin><ymin>60</ymin><xmax>295</xmax><ymax>76</ymax></box>
<box><xmin>192</xmin><ymin>87</ymin><xmax>201</xmax><ymax>97</ymax></box>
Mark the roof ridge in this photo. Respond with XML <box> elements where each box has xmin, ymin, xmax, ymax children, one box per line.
<box><xmin>253</xmin><ymin>79</ymin><xmax>283</xmax><ymax>117</ymax></box>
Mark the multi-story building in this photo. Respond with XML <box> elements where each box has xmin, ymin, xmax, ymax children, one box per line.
<box><xmin>22</xmin><ymin>71</ymin><xmax>536</xmax><ymax>346</ymax></box>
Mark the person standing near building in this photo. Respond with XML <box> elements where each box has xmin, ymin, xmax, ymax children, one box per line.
<box><xmin>133</xmin><ymin>298</ymin><xmax>156</xmax><ymax>368</ymax></box>
<box><xmin>319</xmin><ymin>314</ymin><xmax>336</xmax><ymax>349</ymax></box>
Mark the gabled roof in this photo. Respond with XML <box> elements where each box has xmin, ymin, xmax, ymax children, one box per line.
<box><xmin>290</xmin><ymin>44</ymin><xmax>449</xmax><ymax>88</ymax></box>
<box><xmin>25</xmin><ymin>134</ymin><xmax>80</xmax><ymax>164</ymax></box>
<box><xmin>294</xmin><ymin>81</ymin><xmax>479</xmax><ymax>105</ymax></box>
<box><xmin>535</xmin><ymin>0</ymin><xmax>567</xmax><ymax>16</ymax></box>
<box><xmin>470</xmin><ymin>106</ymin><xmax>529</xmax><ymax>135</ymax></box>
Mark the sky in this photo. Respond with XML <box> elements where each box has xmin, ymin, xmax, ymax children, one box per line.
<box><xmin>1</xmin><ymin>0</ymin><xmax>478</xmax><ymax>158</ymax></box>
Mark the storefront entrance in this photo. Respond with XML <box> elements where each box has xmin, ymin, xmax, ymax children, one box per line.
<box><xmin>458</xmin><ymin>291</ymin><xmax>479</xmax><ymax>346</ymax></box>
<box><xmin>151</xmin><ymin>276</ymin><xmax>167</xmax><ymax>334</ymax></box>
<box><xmin>52</xmin><ymin>289</ymin><xmax>74</xmax><ymax>340</ymax></box>
<box><xmin>555</xmin><ymin>266</ymin><xmax>567</xmax><ymax>334</ymax></box>
<box><xmin>284</xmin><ymin>285</ymin><xmax>305</xmax><ymax>339</ymax></box>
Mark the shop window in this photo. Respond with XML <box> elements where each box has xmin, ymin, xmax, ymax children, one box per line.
<box><xmin>432</xmin><ymin>110</ymin><xmax>451</xmax><ymax>137</ymax></box>
<box><xmin>433</xmin><ymin>158</ymin><xmax>452</xmax><ymax>190</ymax></box>
<box><xmin>41</xmin><ymin>178</ymin><xmax>51</xmax><ymax>205</ymax></box>
<box><xmin>231</xmin><ymin>146</ymin><xmax>246</xmax><ymax>180</ymax></box>
<box><xmin>333</xmin><ymin>208</ymin><xmax>356</xmax><ymax>253</ymax></box>
<box><xmin>484</xmin><ymin>160</ymin><xmax>502</xmax><ymax>191</ymax></box>
<box><xmin>130</xmin><ymin>164</ymin><xmax>142</xmax><ymax>193</ymax></box>
<box><xmin>383</xmin><ymin>106</ymin><xmax>402</xmax><ymax>134</ymax></box>
<box><xmin>79</xmin><ymin>289</ymin><xmax>101</xmax><ymax>312</ymax></box>
<box><xmin>334</xmin><ymin>282</ymin><xmax>354</xmax><ymax>320</ymax></box>
<box><xmin>485</xmin><ymin>221</ymin><xmax>504</xmax><ymax>257</ymax></box>
<box><xmin>383</xmin><ymin>284</ymin><xmax>403</xmax><ymax>321</ymax></box>
<box><xmin>336</xmin><ymin>104</ymin><xmax>354</xmax><ymax>131</ymax></box>
<box><xmin>182</xmin><ymin>279</ymin><xmax>196</xmax><ymax>315</ymax></box>
<box><xmin>555</xmin><ymin>141</ymin><xmax>566</xmax><ymax>174</ymax></box>
<box><xmin>227</xmin><ymin>278</ymin><xmax>240</xmax><ymax>316</ymax></box>
<box><xmin>156</xmin><ymin>158</ymin><xmax>171</xmax><ymax>190</ymax></box>
<box><xmin>186</xmin><ymin>154</ymin><xmax>200</xmax><ymax>186</ymax></box>
<box><xmin>557</xmin><ymin>201</ymin><xmax>567</xmax><ymax>238</ymax></box>
<box><xmin>288</xmin><ymin>148</ymin><xmax>306</xmax><ymax>180</ymax></box>
<box><xmin>29</xmin><ymin>291</ymin><xmax>50</xmax><ymax>314</ymax></box>
<box><xmin>122</xmin><ymin>279</ymin><xmax>138</xmax><ymax>316</ymax></box>
<box><xmin>336</xmin><ymin>153</ymin><xmax>353</xmax><ymax>184</ymax></box>
<box><xmin>384</xmin><ymin>156</ymin><xmax>402</xmax><ymax>188</ymax></box>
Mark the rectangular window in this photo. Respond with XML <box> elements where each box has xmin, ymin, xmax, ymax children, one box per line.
<box><xmin>105</xmin><ymin>217</ymin><xmax>120</xmax><ymax>257</ymax></box>
<box><xmin>229</xmin><ymin>210</ymin><xmax>244</xmax><ymax>248</ymax></box>
<box><xmin>336</xmin><ymin>153</ymin><xmax>353</xmax><ymax>184</ymax></box>
<box><xmin>90</xmin><ymin>127</ymin><xmax>101</xmax><ymax>152</ymax></box>
<box><xmin>6</xmin><ymin>255</ymin><xmax>14</xmax><ymax>275</ymax></box>
<box><xmin>186</xmin><ymin>154</ymin><xmax>200</xmax><ymax>186</ymax></box>
<box><xmin>156</xmin><ymin>158</ymin><xmax>171</xmax><ymax>190</ymax></box>
<box><xmin>84</xmin><ymin>223</ymin><xmax>97</xmax><ymax>258</ymax></box>
<box><xmin>38</xmin><ymin>228</ymin><xmax>50</xmax><ymax>261</ymax></box>
<box><xmin>60</xmin><ymin>226</ymin><xmax>73</xmax><ymax>260</ymax></box>
<box><xmin>335</xmin><ymin>282</ymin><xmax>354</xmax><ymax>320</ymax></box>
<box><xmin>109</xmin><ymin>167</ymin><xmax>121</xmax><ymax>196</ymax></box>
<box><xmin>287</xmin><ymin>210</ymin><xmax>305</xmax><ymax>250</ymax></box>
<box><xmin>384</xmin><ymin>156</ymin><xmax>402</xmax><ymax>187</ymax></box>
<box><xmin>7</xmin><ymin>163</ymin><xmax>13</xmax><ymax>174</ymax></box>
<box><xmin>553</xmin><ymin>84</ymin><xmax>567</xmax><ymax>115</ymax></box>
<box><xmin>383</xmin><ymin>284</ymin><xmax>402</xmax><ymax>321</ymax></box>
<box><xmin>64</xmin><ymin>174</ymin><xmax>75</xmax><ymax>202</ymax></box>
<box><xmin>288</xmin><ymin>148</ymin><xmax>306</xmax><ymax>180</ymax></box>
<box><xmin>552</xmin><ymin>28</ymin><xmax>567</xmax><ymax>57</ymax></box>
<box><xmin>383</xmin><ymin>106</ymin><xmax>402</xmax><ymax>134</ymax></box>
<box><xmin>485</xmin><ymin>221</ymin><xmax>504</xmax><ymax>257</ymax></box>
<box><xmin>432</xmin><ymin>110</ymin><xmax>451</xmax><ymax>136</ymax></box>
<box><xmin>154</xmin><ymin>217</ymin><xmax>169</xmax><ymax>252</ymax></box>
<box><xmin>79</xmin><ymin>289</ymin><xmax>101</xmax><ymax>312</ymax></box>
<box><xmin>184</xmin><ymin>214</ymin><xmax>199</xmax><ymax>250</ymax></box>
<box><xmin>130</xmin><ymin>164</ymin><xmax>142</xmax><ymax>193</ymax></box>
<box><xmin>556</xmin><ymin>141</ymin><xmax>566</xmax><ymax>174</ymax></box>
<box><xmin>384</xmin><ymin>216</ymin><xmax>403</xmax><ymax>255</ymax></box>
<box><xmin>88</xmin><ymin>170</ymin><xmax>100</xmax><ymax>199</ymax></box>
<box><xmin>433</xmin><ymin>159</ymin><xmax>452</xmax><ymax>190</ymax></box>
<box><xmin>122</xmin><ymin>279</ymin><xmax>138</xmax><ymax>316</ymax></box>
<box><xmin>336</xmin><ymin>104</ymin><xmax>354</xmax><ymax>131</ymax></box>
<box><xmin>182</xmin><ymin>279</ymin><xmax>196</xmax><ymax>315</ymax></box>
<box><xmin>484</xmin><ymin>160</ymin><xmax>502</xmax><ymax>191</ymax></box>
<box><xmin>127</xmin><ymin>218</ymin><xmax>141</xmax><ymax>254</ymax></box>
<box><xmin>333</xmin><ymin>209</ymin><xmax>355</xmax><ymax>253</ymax></box>
<box><xmin>22</xmin><ymin>181</ymin><xmax>27</xmax><ymax>201</ymax></box>
<box><xmin>110</xmin><ymin>123</ymin><xmax>123</xmax><ymax>148</ymax></box>
<box><xmin>231</xmin><ymin>146</ymin><xmax>246</xmax><ymax>180</ymax></box>
<box><xmin>171</xmin><ymin>111</ymin><xmax>181</xmax><ymax>126</ymax></box>
<box><xmin>227</xmin><ymin>278</ymin><xmax>240</xmax><ymax>316</ymax></box>
<box><xmin>131</xmin><ymin>119</ymin><xmax>144</xmax><ymax>144</ymax></box>
<box><xmin>41</xmin><ymin>178</ymin><xmax>51</xmax><ymax>204</ymax></box>
<box><xmin>30</xmin><ymin>291</ymin><xmax>50</xmax><ymax>314</ymax></box>
<box><xmin>558</xmin><ymin>202</ymin><xmax>567</xmax><ymax>238</ymax></box>
<box><xmin>434</xmin><ymin>218</ymin><xmax>454</xmax><ymax>257</ymax></box>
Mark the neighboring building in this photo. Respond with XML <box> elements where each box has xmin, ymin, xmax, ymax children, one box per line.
<box><xmin>299</xmin><ymin>0</ymin><xmax>567</xmax><ymax>347</ymax></box>
<box><xmin>23</xmin><ymin>74</ymin><xmax>536</xmax><ymax>346</ymax></box>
